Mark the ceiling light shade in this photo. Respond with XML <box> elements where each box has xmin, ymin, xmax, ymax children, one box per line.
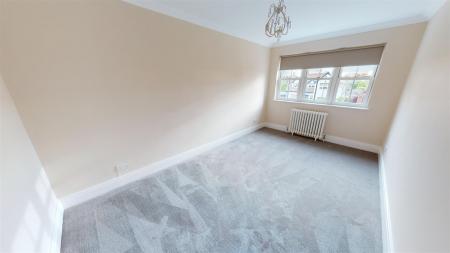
<box><xmin>265</xmin><ymin>0</ymin><xmax>291</xmax><ymax>39</ymax></box>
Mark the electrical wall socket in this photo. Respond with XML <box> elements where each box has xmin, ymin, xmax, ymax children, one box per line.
<box><xmin>115</xmin><ymin>163</ymin><xmax>129</xmax><ymax>176</ymax></box>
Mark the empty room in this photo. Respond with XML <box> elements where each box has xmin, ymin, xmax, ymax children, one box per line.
<box><xmin>1</xmin><ymin>0</ymin><xmax>449</xmax><ymax>252</ymax></box>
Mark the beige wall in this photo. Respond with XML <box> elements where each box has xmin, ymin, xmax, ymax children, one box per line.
<box><xmin>383</xmin><ymin>1</ymin><xmax>450</xmax><ymax>252</ymax></box>
<box><xmin>0</xmin><ymin>73</ymin><xmax>62</xmax><ymax>253</ymax></box>
<box><xmin>0</xmin><ymin>0</ymin><xmax>270</xmax><ymax>197</ymax></box>
<box><xmin>265</xmin><ymin>23</ymin><xmax>427</xmax><ymax>146</ymax></box>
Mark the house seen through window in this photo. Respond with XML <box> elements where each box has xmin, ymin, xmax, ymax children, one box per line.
<box><xmin>276</xmin><ymin>45</ymin><xmax>383</xmax><ymax>108</ymax></box>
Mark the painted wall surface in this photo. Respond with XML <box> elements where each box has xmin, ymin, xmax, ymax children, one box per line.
<box><xmin>266</xmin><ymin>23</ymin><xmax>427</xmax><ymax>146</ymax></box>
<box><xmin>0</xmin><ymin>0</ymin><xmax>270</xmax><ymax>196</ymax></box>
<box><xmin>382</xmin><ymin>1</ymin><xmax>450</xmax><ymax>252</ymax></box>
<box><xmin>0</xmin><ymin>74</ymin><xmax>62</xmax><ymax>253</ymax></box>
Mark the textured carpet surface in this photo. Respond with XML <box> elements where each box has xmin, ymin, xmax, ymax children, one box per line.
<box><xmin>61</xmin><ymin>128</ymin><xmax>382</xmax><ymax>253</ymax></box>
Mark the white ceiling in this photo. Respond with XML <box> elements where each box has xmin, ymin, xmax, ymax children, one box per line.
<box><xmin>124</xmin><ymin>0</ymin><xmax>446</xmax><ymax>47</ymax></box>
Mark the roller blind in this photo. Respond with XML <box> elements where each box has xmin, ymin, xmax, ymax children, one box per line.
<box><xmin>279</xmin><ymin>45</ymin><xmax>384</xmax><ymax>70</ymax></box>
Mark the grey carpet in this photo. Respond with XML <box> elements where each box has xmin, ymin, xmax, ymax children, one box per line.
<box><xmin>61</xmin><ymin>128</ymin><xmax>382</xmax><ymax>253</ymax></box>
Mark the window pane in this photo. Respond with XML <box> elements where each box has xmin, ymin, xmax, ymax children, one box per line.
<box><xmin>288</xmin><ymin>80</ymin><xmax>299</xmax><ymax>91</ymax></box>
<box><xmin>315</xmin><ymin>80</ymin><xmax>330</xmax><ymax>101</ymax></box>
<box><xmin>340</xmin><ymin>66</ymin><xmax>358</xmax><ymax>78</ymax></box>
<box><xmin>307</xmin><ymin>69</ymin><xmax>321</xmax><ymax>78</ymax></box>
<box><xmin>278</xmin><ymin>79</ymin><xmax>299</xmax><ymax>100</ymax></box>
<box><xmin>356</xmin><ymin>65</ymin><xmax>377</xmax><ymax>78</ymax></box>
<box><xmin>303</xmin><ymin>80</ymin><xmax>317</xmax><ymax>100</ymax></box>
<box><xmin>279</xmin><ymin>80</ymin><xmax>288</xmax><ymax>92</ymax></box>
<box><xmin>280</xmin><ymin>69</ymin><xmax>302</xmax><ymax>79</ymax></box>
<box><xmin>278</xmin><ymin>91</ymin><xmax>288</xmax><ymax>100</ymax></box>
<box><xmin>277</xmin><ymin>65</ymin><xmax>375</xmax><ymax>107</ymax></box>
<box><xmin>307</xmin><ymin>68</ymin><xmax>334</xmax><ymax>78</ymax></box>
<box><xmin>321</xmin><ymin>68</ymin><xmax>334</xmax><ymax>78</ymax></box>
<box><xmin>335</xmin><ymin>79</ymin><xmax>370</xmax><ymax>104</ymax></box>
<box><xmin>350</xmin><ymin>79</ymin><xmax>370</xmax><ymax>104</ymax></box>
<box><xmin>335</xmin><ymin>80</ymin><xmax>353</xmax><ymax>103</ymax></box>
<box><xmin>288</xmin><ymin>92</ymin><xmax>298</xmax><ymax>100</ymax></box>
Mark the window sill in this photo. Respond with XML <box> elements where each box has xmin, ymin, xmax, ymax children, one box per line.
<box><xmin>273</xmin><ymin>99</ymin><xmax>369</xmax><ymax>110</ymax></box>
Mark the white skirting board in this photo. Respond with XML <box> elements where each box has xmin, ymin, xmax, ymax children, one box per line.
<box><xmin>262</xmin><ymin>122</ymin><xmax>288</xmax><ymax>132</ymax></box>
<box><xmin>262</xmin><ymin>122</ymin><xmax>381</xmax><ymax>154</ymax></box>
<box><xmin>51</xmin><ymin>202</ymin><xmax>64</xmax><ymax>253</ymax></box>
<box><xmin>378</xmin><ymin>150</ymin><xmax>394</xmax><ymax>253</ymax></box>
<box><xmin>37</xmin><ymin>167</ymin><xmax>64</xmax><ymax>253</ymax></box>
<box><xmin>324</xmin><ymin>135</ymin><xmax>381</xmax><ymax>154</ymax></box>
<box><xmin>61</xmin><ymin>122</ymin><xmax>384</xmax><ymax>208</ymax></box>
<box><xmin>61</xmin><ymin>124</ymin><xmax>265</xmax><ymax>209</ymax></box>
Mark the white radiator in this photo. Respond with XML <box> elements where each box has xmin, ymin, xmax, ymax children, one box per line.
<box><xmin>288</xmin><ymin>109</ymin><xmax>328</xmax><ymax>140</ymax></box>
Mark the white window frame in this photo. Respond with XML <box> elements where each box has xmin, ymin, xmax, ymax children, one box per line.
<box><xmin>275</xmin><ymin>65</ymin><xmax>378</xmax><ymax>109</ymax></box>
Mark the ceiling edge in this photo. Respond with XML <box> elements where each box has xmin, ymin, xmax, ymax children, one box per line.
<box><xmin>122</xmin><ymin>0</ymin><xmax>439</xmax><ymax>49</ymax></box>
<box><xmin>272</xmin><ymin>15</ymin><xmax>430</xmax><ymax>48</ymax></box>
<box><xmin>122</xmin><ymin>0</ymin><xmax>272</xmax><ymax>47</ymax></box>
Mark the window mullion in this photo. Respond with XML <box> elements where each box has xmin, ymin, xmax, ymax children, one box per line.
<box><xmin>329</xmin><ymin>67</ymin><xmax>341</xmax><ymax>104</ymax></box>
<box><xmin>298</xmin><ymin>70</ymin><xmax>307</xmax><ymax>102</ymax></box>
<box><xmin>313</xmin><ymin>78</ymin><xmax>319</xmax><ymax>101</ymax></box>
<box><xmin>297</xmin><ymin>74</ymin><xmax>303</xmax><ymax>102</ymax></box>
<box><xmin>349</xmin><ymin>79</ymin><xmax>356</xmax><ymax>102</ymax></box>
